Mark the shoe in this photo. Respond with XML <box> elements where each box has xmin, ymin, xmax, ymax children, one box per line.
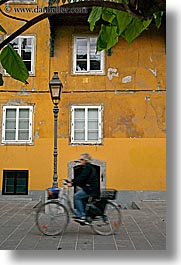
<box><xmin>73</xmin><ymin>216</ymin><xmax>89</xmax><ymax>225</ymax></box>
<box><xmin>73</xmin><ymin>216</ymin><xmax>85</xmax><ymax>221</ymax></box>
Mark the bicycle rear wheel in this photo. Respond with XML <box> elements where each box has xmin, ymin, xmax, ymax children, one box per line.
<box><xmin>36</xmin><ymin>201</ymin><xmax>69</xmax><ymax>236</ymax></box>
<box><xmin>91</xmin><ymin>201</ymin><xmax>121</xmax><ymax>236</ymax></box>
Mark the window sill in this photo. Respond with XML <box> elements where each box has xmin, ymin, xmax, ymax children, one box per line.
<box><xmin>1</xmin><ymin>142</ymin><xmax>34</xmax><ymax>146</ymax></box>
<box><xmin>70</xmin><ymin>142</ymin><xmax>103</xmax><ymax>146</ymax></box>
<box><xmin>3</xmin><ymin>73</ymin><xmax>35</xmax><ymax>77</ymax></box>
<box><xmin>72</xmin><ymin>71</ymin><xmax>105</xmax><ymax>76</ymax></box>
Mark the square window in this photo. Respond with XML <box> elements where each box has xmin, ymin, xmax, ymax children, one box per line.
<box><xmin>2</xmin><ymin>170</ymin><xmax>28</xmax><ymax>195</ymax></box>
<box><xmin>71</xmin><ymin>105</ymin><xmax>103</xmax><ymax>144</ymax></box>
<box><xmin>2</xmin><ymin>106</ymin><xmax>33</xmax><ymax>144</ymax></box>
<box><xmin>9</xmin><ymin>36</ymin><xmax>35</xmax><ymax>75</ymax></box>
<box><xmin>73</xmin><ymin>36</ymin><xmax>104</xmax><ymax>74</ymax></box>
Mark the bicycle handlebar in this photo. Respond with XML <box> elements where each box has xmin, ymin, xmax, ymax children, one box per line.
<box><xmin>62</xmin><ymin>179</ymin><xmax>71</xmax><ymax>185</ymax></box>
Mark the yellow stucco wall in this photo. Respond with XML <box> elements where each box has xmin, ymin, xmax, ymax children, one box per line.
<box><xmin>0</xmin><ymin>1</ymin><xmax>166</xmax><ymax>192</ymax></box>
<box><xmin>0</xmin><ymin>138</ymin><xmax>165</xmax><ymax>191</ymax></box>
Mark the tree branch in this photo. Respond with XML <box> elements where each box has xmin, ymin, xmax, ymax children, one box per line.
<box><xmin>0</xmin><ymin>0</ymin><xmax>166</xmax><ymax>50</ymax></box>
<box><xmin>0</xmin><ymin>13</ymin><xmax>50</xmax><ymax>50</ymax></box>
<box><xmin>0</xmin><ymin>8</ymin><xmax>28</xmax><ymax>22</ymax></box>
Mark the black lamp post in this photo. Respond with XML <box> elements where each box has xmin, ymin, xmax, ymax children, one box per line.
<box><xmin>49</xmin><ymin>72</ymin><xmax>63</xmax><ymax>188</ymax></box>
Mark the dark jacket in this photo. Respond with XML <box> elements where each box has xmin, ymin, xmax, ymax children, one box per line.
<box><xmin>72</xmin><ymin>163</ymin><xmax>100</xmax><ymax>197</ymax></box>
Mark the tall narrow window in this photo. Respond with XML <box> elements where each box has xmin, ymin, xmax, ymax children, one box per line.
<box><xmin>2</xmin><ymin>106</ymin><xmax>33</xmax><ymax>144</ymax></box>
<box><xmin>2</xmin><ymin>170</ymin><xmax>28</xmax><ymax>195</ymax></box>
<box><xmin>71</xmin><ymin>106</ymin><xmax>103</xmax><ymax>144</ymax></box>
<box><xmin>73</xmin><ymin>36</ymin><xmax>104</xmax><ymax>74</ymax></box>
<box><xmin>9</xmin><ymin>36</ymin><xmax>35</xmax><ymax>74</ymax></box>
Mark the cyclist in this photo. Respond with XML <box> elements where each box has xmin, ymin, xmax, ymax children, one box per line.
<box><xmin>68</xmin><ymin>153</ymin><xmax>100</xmax><ymax>223</ymax></box>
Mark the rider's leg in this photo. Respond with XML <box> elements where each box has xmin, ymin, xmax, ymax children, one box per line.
<box><xmin>74</xmin><ymin>189</ymin><xmax>89</xmax><ymax>218</ymax></box>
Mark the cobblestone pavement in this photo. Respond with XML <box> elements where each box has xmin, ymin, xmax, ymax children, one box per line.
<box><xmin>0</xmin><ymin>200</ymin><xmax>166</xmax><ymax>250</ymax></box>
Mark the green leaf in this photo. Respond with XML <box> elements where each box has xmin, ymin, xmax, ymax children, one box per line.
<box><xmin>0</xmin><ymin>73</ymin><xmax>4</xmax><ymax>86</ymax></box>
<box><xmin>113</xmin><ymin>10</ymin><xmax>133</xmax><ymax>35</ymax></box>
<box><xmin>88</xmin><ymin>7</ymin><xmax>103</xmax><ymax>32</ymax></box>
<box><xmin>97</xmin><ymin>24</ymin><xmax>119</xmax><ymax>51</ymax></box>
<box><xmin>0</xmin><ymin>25</ymin><xmax>7</xmax><ymax>34</ymax></box>
<box><xmin>123</xmin><ymin>18</ymin><xmax>152</xmax><ymax>44</ymax></box>
<box><xmin>153</xmin><ymin>11</ymin><xmax>163</xmax><ymax>29</ymax></box>
<box><xmin>0</xmin><ymin>44</ymin><xmax>29</xmax><ymax>84</ymax></box>
<box><xmin>102</xmin><ymin>8</ymin><xmax>116</xmax><ymax>24</ymax></box>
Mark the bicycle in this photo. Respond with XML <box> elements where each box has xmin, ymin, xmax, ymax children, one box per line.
<box><xmin>35</xmin><ymin>179</ymin><xmax>122</xmax><ymax>236</ymax></box>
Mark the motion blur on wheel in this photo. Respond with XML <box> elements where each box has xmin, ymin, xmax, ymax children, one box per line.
<box><xmin>36</xmin><ymin>201</ymin><xmax>69</xmax><ymax>236</ymax></box>
<box><xmin>91</xmin><ymin>201</ymin><xmax>121</xmax><ymax>236</ymax></box>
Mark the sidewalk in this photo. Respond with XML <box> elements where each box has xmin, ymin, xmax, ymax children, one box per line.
<box><xmin>0</xmin><ymin>200</ymin><xmax>166</xmax><ymax>250</ymax></box>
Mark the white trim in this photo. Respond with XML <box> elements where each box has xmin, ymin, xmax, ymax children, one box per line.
<box><xmin>71</xmin><ymin>105</ymin><xmax>103</xmax><ymax>145</ymax></box>
<box><xmin>2</xmin><ymin>105</ymin><xmax>33</xmax><ymax>144</ymax></box>
<box><xmin>73</xmin><ymin>36</ymin><xmax>105</xmax><ymax>75</ymax></box>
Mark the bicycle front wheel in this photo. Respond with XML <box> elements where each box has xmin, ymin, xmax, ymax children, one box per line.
<box><xmin>36</xmin><ymin>201</ymin><xmax>69</xmax><ymax>236</ymax></box>
<box><xmin>91</xmin><ymin>201</ymin><xmax>122</xmax><ymax>236</ymax></box>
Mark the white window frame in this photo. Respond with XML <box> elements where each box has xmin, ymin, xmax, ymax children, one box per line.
<box><xmin>7</xmin><ymin>35</ymin><xmax>35</xmax><ymax>75</ymax></box>
<box><xmin>2</xmin><ymin>106</ymin><xmax>33</xmax><ymax>144</ymax></box>
<box><xmin>71</xmin><ymin>105</ymin><xmax>103</xmax><ymax>145</ymax></box>
<box><xmin>73</xmin><ymin>36</ymin><xmax>105</xmax><ymax>75</ymax></box>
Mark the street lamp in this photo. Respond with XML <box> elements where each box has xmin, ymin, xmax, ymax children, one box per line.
<box><xmin>49</xmin><ymin>72</ymin><xmax>63</xmax><ymax>188</ymax></box>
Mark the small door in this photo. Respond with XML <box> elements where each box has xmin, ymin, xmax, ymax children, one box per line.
<box><xmin>68</xmin><ymin>158</ymin><xmax>106</xmax><ymax>189</ymax></box>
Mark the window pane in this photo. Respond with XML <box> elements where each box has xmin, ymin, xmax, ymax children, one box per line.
<box><xmin>6</xmin><ymin>120</ymin><xmax>16</xmax><ymax>129</ymax></box>
<box><xmin>74</xmin><ymin>131</ymin><xmax>85</xmax><ymax>140</ymax></box>
<box><xmin>88</xmin><ymin>121</ymin><xmax>98</xmax><ymax>130</ymax></box>
<box><xmin>6</xmin><ymin>177</ymin><xmax>14</xmax><ymax>186</ymax></box>
<box><xmin>88</xmin><ymin>131</ymin><xmax>98</xmax><ymax>140</ymax></box>
<box><xmin>24</xmin><ymin>61</ymin><xmax>31</xmax><ymax>72</ymax></box>
<box><xmin>17</xmin><ymin>178</ymin><xmax>26</xmax><ymax>185</ymax></box>
<box><xmin>16</xmin><ymin>186</ymin><xmax>26</xmax><ymax>193</ymax></box>
<box><xmin>19</xmin><ymin>120</ymin><xmax>29</xmax><ymax>130</ymax></box>
<box><xmin>90</xmin><ymin>38</ymin><xmax>101</xmax><ymax>71</ymax></box>
<box><xmin>90</xmin><ymin>38</ymin><xmax>97</xmax><ymax>52</ymax></box>
<box><xmin>88</xmin><ymin>109</ymin><xmax>98</xmax><ymax>119</ymax></box>
<box><xmin>16</xmin><ymin>178</ymin><xmax>27</xmax><ymax>194</ymax></box>
<box><xmin>10</xmin><ymin>38</ymin><xmax>19</xmax><ymax>49</ymax></box>
<box><xmin>76</xmin><ymin>38</ymin><xmax>87</xmax><ymax>59</ymax></box>
<box><xmin>76</xmin><ymin>61</ymin><xmax>87</xmax><ymax>71</ymax></box>
<box><xmin>18</xmin><ymin>131</ymin><xmax>29</xmax><ymax>140</ymax></box>
<box><xmin>74</xmin><ymin>109</ymin><xmax>85</xmax><ymax>119</ymax></box>
<box><xmin>76</xmin><ymin>38</ymin><xmax>87</xmax><ymax>71</ymax></box>
<box><xmin>5</xmin><ymin>185</ymin><xmax>14</xmax><ymax>193</ymax></box>
<box><xmin>75</xmin><ymin>120</ymin><xmax>85</xmax><ymax>130</ymax></box>
<box><xmin>5</xmin><ymin>176</ymin><xmax>15</xmax><ymax>193</ymax></box>
<box><xmin>19</xmin><ymin>120</ymin><xmax>29</xmax><ymax>129</ymax></box>
<box><xmin>6</xmin><ymin>109</ymin><xmax>16</xmax><ymax>118</ymax></box>
<box><xmin>90</xmin><ymin>60</ymin><xmax>101</xmax><ymax>70</ymax></box>
<box><xmin>5</xmin><ymin>131</ymin><xmax>16</xmax><ymax>140</ymax></box>
<box><xmin>19</xmin><ymin>109</ymin><xmax>29</xmax><ymax>119</ymax></box>
<box><xmin>21</xmin><ymin>38</ymin><xmax>32</xmax><ymax>49</ymax></box>
<box><xmin>22</xmin><ymin>50</ymin><xmax>31</xmax><ymax>60</ymax></box>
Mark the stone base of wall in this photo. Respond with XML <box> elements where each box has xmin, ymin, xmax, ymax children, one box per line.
<box><xmin>0</xmin><ymin>190</ymin><xmax>166</xmax><ymax>207</ymax></box>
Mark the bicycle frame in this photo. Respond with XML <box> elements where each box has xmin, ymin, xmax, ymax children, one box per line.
<box><xmin>36</xmin><ymin>181</ymin><xmax>122</xmax><ymax>236</ymax></box>
<box><xmin>56</xmin><ymin>184</ymin><xmax>75</xmax><ymax>216</ymax></box>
